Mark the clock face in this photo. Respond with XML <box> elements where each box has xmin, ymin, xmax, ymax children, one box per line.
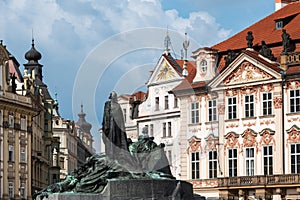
<box><xmin>156</xmin><ymin>61</ymin><xmax>175</xmax><ymax>80</ymax></box>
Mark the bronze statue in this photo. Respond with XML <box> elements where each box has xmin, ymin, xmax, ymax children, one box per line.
<box><xmin>33</xmin><ymin>92</ymin><xmax>174</xmax><ymax>199</ymax></box>
<box><xmin>102</xmin><ymin>91</ymin><xmax>129</xmax><ymax>160</ymax></box>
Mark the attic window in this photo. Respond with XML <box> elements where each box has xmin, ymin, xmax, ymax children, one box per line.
<box><xmin>275</xmin><ymin>14</ymin><xmax>297</xmax><ymax>30</ymax></box>
<box><xmin>276</xmin><ymin>21</ymin><xmax>283</xmax><ymax>30</ymax></box>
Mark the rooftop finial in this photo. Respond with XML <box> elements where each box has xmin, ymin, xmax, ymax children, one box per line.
<box><xmin>0</xmin><ymin>40</ymin><xmax>2</xmax><ymax>45</ymax></box>
<box><xmin>32</xmin><ymin>28</ymin><xmax>35</xmax><ymax>47</ymax></box>
<box><xmin>81</xmin><ymin>103</ymin><xmax>84</xmax><ymax>113</ymax></box>
<box><xmin>164</xmin><ymin>28</ymin><xmax>171</xmax><ymax>54</ymax></box>
<box><xmin>182</xmin><ymin>33</ymin><xmax>189</xmax><ymax>77</ymax></box>
<box><xmin>183</xmin><ymin>32</ymin><xmax>190</xmax><ymax>60</ymax></box>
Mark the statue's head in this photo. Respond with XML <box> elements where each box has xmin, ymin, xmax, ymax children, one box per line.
<box><xmin>109</xmin><ymin>91</ymin><xmax>118</xmax><ymax>101</ymax></box>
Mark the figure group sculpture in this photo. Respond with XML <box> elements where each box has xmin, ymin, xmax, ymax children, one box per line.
<box><xmin>34</xmin><ymin>91</ymin><xmax>173</xmax><ymax>199</ymax></box>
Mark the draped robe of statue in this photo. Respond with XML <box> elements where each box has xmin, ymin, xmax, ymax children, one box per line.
<box><xmin>102</xmin><ymin>91</ymin><xmax>129</xmax><ymax>161</ymax></box>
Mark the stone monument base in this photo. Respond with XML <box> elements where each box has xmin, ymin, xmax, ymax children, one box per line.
<box><xmin>37</xmin><ymin>179</ymin><xmax>195</xmax><ymax>200</ymax></box>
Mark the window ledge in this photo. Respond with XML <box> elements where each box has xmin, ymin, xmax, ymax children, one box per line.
<box><xmin>224</xmin><ymin>119</ymin><xmax>239</xmax><ymax>122</ymax></box>
<box><xmin>205</xmin><ymin>121</ymin><xmax>218</xmax><ymax>125</ymax></box>
<box><xmin>241</xmin><ymin>117</ymin><xmax>257</xmax><ymax>120</ymax></box>
<box><xmin>259</xmin><ymin>115</ymin><xmax>275</xmax><ymax>119</ymax></box>
<box><xmin>286</xmin><ymin>112</ymin><xmax>300</xmax><ymax>116</ymax></box>
<box><xmin>188</xmin><ymin>123</ymin><xmax>202</xmax><ymax>126</ymax></box>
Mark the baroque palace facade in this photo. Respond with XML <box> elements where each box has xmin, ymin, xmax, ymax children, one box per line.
<box><xmin>0</xmin><ymin>38</ymin><xmax>94</xmax><ymax>199</ymax></box>
<box><xmin>0</xmin><ymin>39</ymin><xmax>59</xmax><ymax>200</ymax></box>
<box><xmin>115</xmin><ymin>1</ymin><xmax>300</xmax><ymax>199</ymax></box>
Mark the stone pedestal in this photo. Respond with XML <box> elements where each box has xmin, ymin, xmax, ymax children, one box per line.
<box><xmin>37</xmin><ymin>179</ymin><xmax>194</xmax><ymax>200</ymax></box>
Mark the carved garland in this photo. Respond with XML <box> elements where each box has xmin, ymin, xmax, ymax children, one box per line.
<box><xmin>273</xmin><ymin>97</ymin><xmax>282</xmax><ymax>109</ymax></box>
<box><xmin>288</xmin><ymin>81</ymin><xmax>300</xmax><ymax>90</ymax></box>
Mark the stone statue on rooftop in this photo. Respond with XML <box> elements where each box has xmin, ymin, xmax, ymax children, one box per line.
<box><xmin>225</xmin><ymin>49</ymin><xmax>236</xmax><ymax>66</ymax></box>
<box><xmin>246</xmin><ymin>31</ymin><xmax>254</xmax><ymax>48</ymax></box>
<box><xmin>259</xmin><ymin>40</ymin><xmax>276</xmax><ymax>61</ymax></box>
<box><xmin>282</xmin><ymin>29</ymin><xmax>292</xmax><ymax>53</ymax></box>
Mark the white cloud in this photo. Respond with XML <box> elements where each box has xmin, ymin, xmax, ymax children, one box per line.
<box><xmin>0</xmin><ymin>0</ymin><xmax>232</xmax><ymax>152</ymax></box>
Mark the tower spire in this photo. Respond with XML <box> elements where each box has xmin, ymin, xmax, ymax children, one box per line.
<box><xmin>164</xmin><ymin>28</ymin><xmax>171</xmax><ymax>54</ymax></box>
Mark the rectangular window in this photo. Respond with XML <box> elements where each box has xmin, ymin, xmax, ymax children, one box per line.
<box><xmin>191</xmin><ymin>152</ymin><xmax>200</xmax><ymax>179</ymax></box>
<box><xmin>20</xmin><ymin>147</ymin><xmax>26</xmax><ymax>163</ymax></box>
<box><xmin>162</xmin><ymin>122</ymin><xmax>166</xmax><ymax>137</ymax></box>
<box><xmin>150</xmin><ymin>124</ymin><xmax>154</xmax><ymax>137</ymax></box>
<box><xmin>191</xmin><ymin>102</ymin><xmax>199</xmax><ymax>124</ymax></box>
<box><xmin>228</xmin><ymin>97</ymin><xmax>237</xmax><ymax>120</ymax></box>
<box><xmin>155</xmin><ymin>97</ymin><xmax>159</xmax><ymax>111</ymax></box>
<box><xmin>8</xmin><ymin>182</ymin><xmax>14</xmax><ymax>198</ymax></box>
<box><xmin>21</xmin><ymin>117</ymin><xmax>27</xmax><ymax>130</ymax></box>
<box><xmin>208</xmin><ymin>100</ymin><xmax>217</xmax><ymax>122</ymax></box>
<box><xmin>291</xmin><ymin>143</ymin><xmax>300</xmax><ymax>173</ymax></box>
<box><xmin>228</xmin><ymin>149</ymin><xmax>237</xmax><ymax>177</ymax></box>
<box><xmin>9</xmin><ymin>114</ymin><xmax>14</xmax><ymax>128</ymax></box>
<box><xmin>246</xmin><ymin>147</ymin><xmax>255</xmax><ymax>176</ymax></box>
<box><xmin>8</xmin><ymin>145</ymin><xmax>14</xmax><ymax>162</ymax></box>
<box><xmin>174</xmin><ymin>96</ymin><xmax>178</xmax><ymax>108</ymax></box>
<box><xmin>263</xmin><ymin>146</ymin><xmax>273</xmax><ymax>175</ymax></box>
<box><xmin>245</xmin><ymin>95</ymin><xmax>254</xmax><ymax>118</ymax></box>
<box><xmin>20</xmin><ymin>186</ymin><xmax>25</xmax><ymax>199</ymax></box>
<box><xmin>123</xmin><ymin>108</ymin><xmax>127</xmax><ymax>123</ymax></box>
<box><xmin>168</xmin><ymin>122</ymin><xmax>172</xmax><ymax>137</ymax></box>
<box><xmin>262</xmin><ymin>92</ymin><xmax>272</xmax><ymax>116</ymax></box>
<box><xmin>165</xmin><ymin>95</ymin><xmax>169</xmax><ymax>109</ymax></box>
<box><xmin>290</xmin><ymin>89</ymin><xmax>300</xmax><ymax>113</ymax></box>
<box><xmin>209</xmin><ymin>150</ymin><xmax>217</xmax><ymax>178</ymax></box>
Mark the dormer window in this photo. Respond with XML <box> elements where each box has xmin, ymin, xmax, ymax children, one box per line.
<box><xmin>276</xmin><ymin>20</ymin><xmax>283</xmax><ymax>30</ymax></box>
<box><xmin>200</xmin><ymin>60</ymin><xmax>207</xmax><ymax>73</ymax></box>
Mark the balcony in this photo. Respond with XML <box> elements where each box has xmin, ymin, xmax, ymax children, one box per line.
<box><xmin>218</xmin><ymin>174</ymin><xmax>300</xmax><ymax>188</ymax></box>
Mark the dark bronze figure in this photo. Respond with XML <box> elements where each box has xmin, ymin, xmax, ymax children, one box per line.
<box><xmin>34</xmin><ymin>92</ymin><xmax>174</xmax><ymax>199</ymax></box>
<box><xmin>246</xmin><ymin>31</ymin><xmax>254</xmax><ymax>48</ymax></box>
<box><xmin>224</xmin><ymin>49</ymin><xmax>236</xmax><ymax>66</ymax></box>
<box><xmin>102</xmin><ymin>91</ymin><xmax>129</xmax><ymax>160</ymax></box>
<box><xmin>259</xmin><ymin>41</ymin><xmax>276</xmax><ymax>61</ymax></box>
<box><xmin>282</xmin><ymin>29</ymin><xmax>292</xmax><ymax>53</ymax></box>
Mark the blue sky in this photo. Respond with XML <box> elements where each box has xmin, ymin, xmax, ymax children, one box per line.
<box><xmin>0</xmin><ymin>0</ymin><xmax>275</xmax><ymax>152</ymax></box>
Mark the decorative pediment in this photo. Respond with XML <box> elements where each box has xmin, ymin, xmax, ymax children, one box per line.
<box><xmin>224</xmin><ymin>132</ymin><xmax>239</xmax><ymax>150</ymax></box>
<box><xmin>286</xmin><ymin>125</ymin><xmax>300</xmax><ymax>145</ymax></box>
<box><xmin>187</xmin><ymin>136</ymin><xmax>202</xmax><ymax>154</ymax></box>
<box><xmin>259</xmin><ymin>128</ymin><xmax>275</xmax><ymax>146</ymax></box>
<box><xmin>204</xmin><ymin>134</ymin><xmax>219</xmax><ymax>152</ymax></box>
<box><xmin>223</xmin><ymin>61</ymin><xmax>273</xmax><ymax>85</ymax></box>
<box><xmin>148</xmin><ymin>55</ymin><xmax>182</xmax><ymax>85</ymax></box>
<box><xmin>241</xmin><ymin>128</ymin><xmax>257</xmax><ymax>148</ymax></box>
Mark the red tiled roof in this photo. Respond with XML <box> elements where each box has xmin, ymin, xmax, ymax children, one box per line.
<box><xmin>129</xmin><ymin>91</ymin><xmax>147</xmax><ymax>104</ymax></box>
<box><xmin>213</xmin><ymin>2</ymin><xmax>300</xmax><ymax>53</ymax></box>
<box><xmin>212</xmin><ymin>2</ymin><xmax>300</xmax><ymax>72</ymax></box>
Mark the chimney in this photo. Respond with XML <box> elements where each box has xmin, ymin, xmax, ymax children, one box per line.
<box><xmin>275</xmin><ymin>0</ymin><xmax>299</xmax><ymax>11</ymax></box>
